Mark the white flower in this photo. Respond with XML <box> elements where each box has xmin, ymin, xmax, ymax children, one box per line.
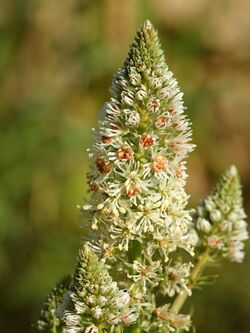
<box><xmin>110</xmin><ymin>220</ymin><xmax>134</xmax><ymax>251</ymax></box>
<box><xmin>101</xmin><ymin>122</ymin><xmax>122</xmax><ymax>138</ymax></box>
<box><xmin>152</xmin><ymin>155</ymin><xmax>168</xmax><ymax>174</ymax></box>
<box><xmin>197</xmin><ymin>166</ymin><xmax>248</xmax><ymax>263</ymax></box>
<box><xmin>80</xmin><ymin>22</ymin><xmax>198</xmax><ymax>331</ymax></box>
<box><xmin>169</xmin><ymin>138</ymin><xmax>194</xmax><ymax>157</ymax></box>
<box><xmin>234</xmin><ymin>219</ymin><xmax>247</xmax><ymax>230</ymax></box>
<box><xmin>129</xmin><ymin>260</ymin><xmax>162</xmax><ymax>291</ymax></box>
<box><xmin>163</xmin><ymin>263</ymin><xmax>193</xmax><ymax>297</ymax></box>
<box><xmin>134</xmin><ymin>201</ymin><xmax>164</xmax><ymax>233</ymax></box>
<box><xmin>153</xmin><ymin>230</ymin><xmax>174</xmax><ymax>262</ymax></box>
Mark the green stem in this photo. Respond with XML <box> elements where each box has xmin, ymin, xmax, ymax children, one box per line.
<box><xmin>126</xmin><ymin>240</ymin><xmax>143</xmax><ymax>333</ymax></box>
<box><xmin>128</xmin><ymin>240</ymin><xmax>142</xmax><ymax>264</ymax></box>
<box><xmin>170</xmin><ymin>249</ymin><xmax>210</xmax><ymax>314</ymax></box>
<box><xmin>52</xmin><ymin>320</ymin><xmax>57</xmax><ymax>333</ymax></box>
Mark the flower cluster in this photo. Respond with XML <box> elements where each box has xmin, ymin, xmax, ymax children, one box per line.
<box><xmin>60</xmin><ymin>245</ymin><xmax>138</xmax><ymax>333</ymax></box>
<box><xmin>195</xmin><ymin>166</ymin><xmax>248</xmax><ymax>262</ymax></box>
<box><xmin>36</xmin><ymin>20</ymin><xmax>248</xmax><ymax>333</ymax></box>
<box><xmin>81</xmin><ymin>21</ymin><xmax>196</xmax><ymax>298</ymax></box>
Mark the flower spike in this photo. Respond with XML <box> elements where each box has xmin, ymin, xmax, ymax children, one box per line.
<box><xmin>37</xmin><ymin>276</ymin><xmax>72</xmax><ymax>333</ymax></box>
<box><xmin>61</xmin><ymin>245</ymin><xmax>138</xmax><ymax>333</ymax></box>
<box><xmin>81</xmin><ymin>21</ymin><xmax>196</xmax><ymax>288</ymax></box>
<box><xmin>195</xmin><ymin>165</ymin><xmax>248</xmax><ymax>262</ymax></box>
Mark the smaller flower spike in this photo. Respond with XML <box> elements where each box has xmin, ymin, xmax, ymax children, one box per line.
<box><xmin>61</xmin><ymin>245</ymin><xmax>138</xmax><ymax>333</ymax></box>
<box><xmin>37</xmin><ymin>276</ymin><xmax>72</xmax><ymax>332</ymax></box>
<box><xmin>195</xmin><ymin>166</ymin><xmax>248</xmax><ymax>262</ymax></box>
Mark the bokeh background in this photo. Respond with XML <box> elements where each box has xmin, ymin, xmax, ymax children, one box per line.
<box><xmin>0</xmin><ymin>0</ymin><xmax>249</xmax><ymax>332</ymax></box>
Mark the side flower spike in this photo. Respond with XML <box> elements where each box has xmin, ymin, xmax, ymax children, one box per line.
<box><xmin>195</xmin><ymin>165</ymin><xmax>248</xmax><ymax>262</ymax></box>
<box><xmin>37</xmin><ymin>276</ymin><xmax>72</xmax><ymax>332</ymax></box>
<box><xmin>61</xmin><ymin>245</ymin><xmax>138</xmax><ymax>333</ymax></box>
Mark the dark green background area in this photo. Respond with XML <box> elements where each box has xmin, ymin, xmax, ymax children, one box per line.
<box><xmin>0</xmin><ymin>1</ymin><xmax>249</xmax><ymax>332</ymax></box>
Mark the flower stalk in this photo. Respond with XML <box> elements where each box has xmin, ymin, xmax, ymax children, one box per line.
<box><xmin>170</xmin><ymin>249</ymin><xmax>210</xmax><ymax>314</ymax></box>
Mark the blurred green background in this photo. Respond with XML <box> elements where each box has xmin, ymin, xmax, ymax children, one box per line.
<box><xmin>0</xmin><ymin>0</ymin><xmax>249</xmax><ymax>332</ymax></box>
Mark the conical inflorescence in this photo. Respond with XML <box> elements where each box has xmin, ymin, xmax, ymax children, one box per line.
<box><xmin>82</xmin><ymin>20</ymin><xmax>197</xmax><ymax>299</ymax></box>
<box><xmin>60</xmin><ymin>245</ymin><xmax>138</xmax><ymax>333</ymax></box>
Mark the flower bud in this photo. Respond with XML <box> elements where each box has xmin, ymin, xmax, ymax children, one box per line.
<box><xmin>85</xmin><ymin>325</ymin><xmax>99</xmax><ymax>333</ymax></box>
<box><xmin>121</xmin><ymin>91</ymin><xmax>134</xmax><ymax>106</ymax></box>
<box><xmin>91</xmin><ymin>306</ymin><xmax>103</xmax><ymax>319</ymax></box>
<box><xmin>126</xmin><ymin>111</ymin><xmax>140</xmax><ymax>127</ymax></box>
<box><xmin>197</xmin><ymin>218</ymin><xmax>212</xmax><ymax>233</ymax></box>
<box><xmin>210</xmin><ymin>209</ymin><xmax>222</xmax><ymax>223</ymax></box>
<box><xmin>128</xmin><ymin>67</ymin><xmax>141</xmax><ymax>86</ymax></box>
<box><xmin>135</xmin><ymin>87</ymin><xmax>147</xmax><ymax>100</ymax></box>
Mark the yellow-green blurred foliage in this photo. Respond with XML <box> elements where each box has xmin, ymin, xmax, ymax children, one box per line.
<box><xmin>0</xmin><ymin>1</ymin><xmax>249</xmax><ymax>332</ymax></box>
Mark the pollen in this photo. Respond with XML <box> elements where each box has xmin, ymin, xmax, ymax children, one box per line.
<box><xmin>89</xmin><ymin>182</ymin><xmax>99</xmax><ymax>192</ymax></box>
<box><xmin>102</xmin><ymin>136</ymin><xmax>112</xmax><ymax>144</ymax></box>
<box><xmin>140</xmin><ymin>134</ymin><xmax>155</xmax><ymax>148</ymax></box>
<box><xmin>152</xmin><ymin>156</ymin><xmax>168</xmax><ymax>172</ymax></box>
<box><xmin>154</xmin><ymin>115</ymin><xmax>169</xmax><ymax>129</ymax></box>
<box><xmin>95</xmin><ymin>157</ymin><xmax>111</xmax><ymax>174</ymax></box>
<box><xmin>117</xmin><ymin>146</ymin><xmax>133</xmax><ymax>161</ymax></box>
